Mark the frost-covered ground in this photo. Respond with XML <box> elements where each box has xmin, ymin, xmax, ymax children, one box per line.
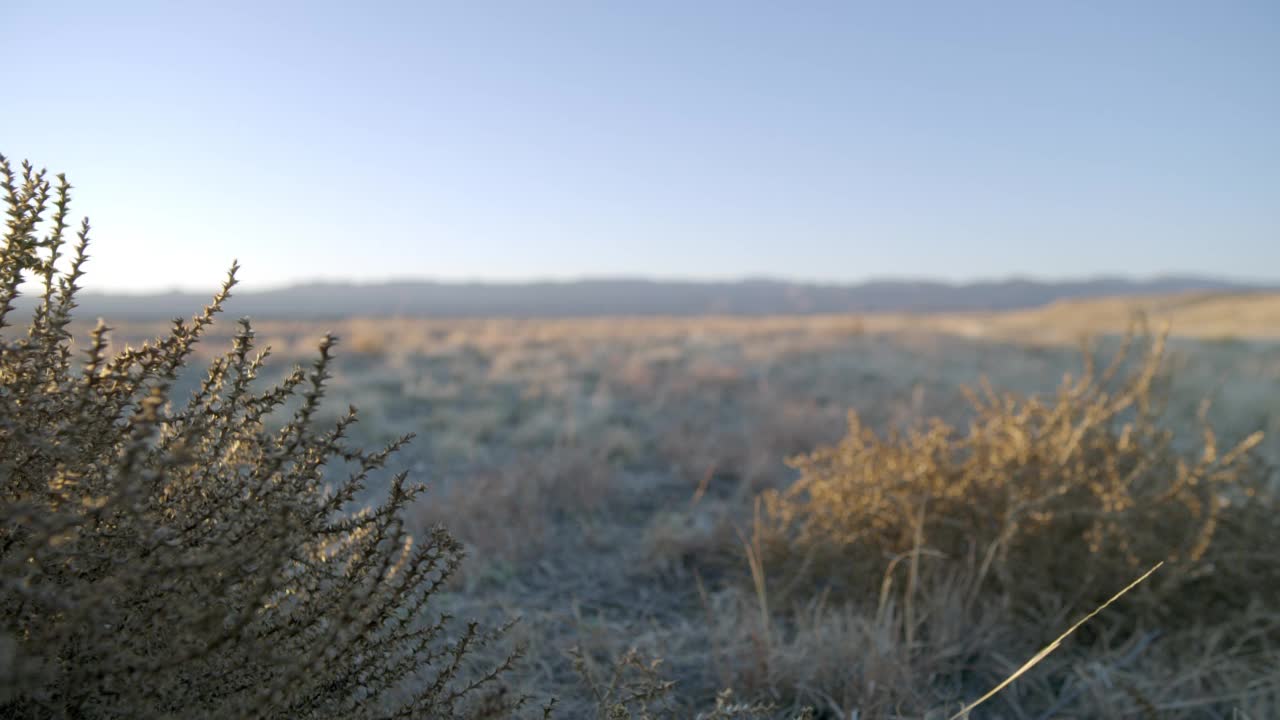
<box><xmin>83</xmin><ymin>310</ymin><xmax>1280</xmax><ymax>715</ymax></box>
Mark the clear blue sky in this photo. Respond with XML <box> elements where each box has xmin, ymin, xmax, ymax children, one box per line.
<box><xmin>5</xmin><ymin>1</ymin><xmax>1278</xmax><ymax>292</ymax></box>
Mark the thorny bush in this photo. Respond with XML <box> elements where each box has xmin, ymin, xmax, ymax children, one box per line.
<box><xmin>0</xmin><ymin>154</ymin><xmax>534</xmax><ymax>718</ymax></box>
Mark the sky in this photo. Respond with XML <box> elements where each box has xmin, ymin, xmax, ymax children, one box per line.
<box><xmin>4</xmin><ymin>1</ymin><xmax>1278</xmax><ymax>292</ymax></box>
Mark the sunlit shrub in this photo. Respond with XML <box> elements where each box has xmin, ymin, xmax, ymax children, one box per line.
<box><xmin>760</xmin><ymin>330</ymin><xmax>1275</xmax><ymax>617</ymax></box>
<box><xmin>0</xmin><ymin>155</ymin><xmax>529</xmax><ymax>718</ymax></box>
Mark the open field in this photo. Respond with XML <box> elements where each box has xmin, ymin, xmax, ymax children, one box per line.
<box><xmin>66</xmin><ymin>292</ymin><xmax>1280</xmax><ymax>717</ymax></box>
<box><xmin>9</xmin><ymin>4</ymin><xmax>1276</xmax><ymax>714</ymax></box>
<box><xmin>76</xmin><ymin>290</ymin><xmax>1280</xmax><ymax>479</ymax></box>
<box><xmin>921</xmin><ymin>290</ymin><xmax>1280</xmax><ymax>344</ymax></box>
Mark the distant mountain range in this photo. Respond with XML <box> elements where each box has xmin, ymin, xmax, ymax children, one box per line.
<box><xmin>16</xmin><ymin>276</ymin><xmax>1278</xmax><ymax>320</ymax></box>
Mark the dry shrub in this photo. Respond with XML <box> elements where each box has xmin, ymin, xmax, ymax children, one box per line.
<box><xmin>346</xmin><ymin>320</ymin><xmax>393</xmax><ymax>356</ymax></box>
<box><xmin>415</xmin><ymin>446</ymin><xmax>615</xmax><ymax>571</ymax></box>
<box><xmin>761</xmin><ymin>330</ymin><xmax>1274</xmax><ymax>615</ymax></box>
<box><xmin>642</xmin><ymin>500</ymin><xmax>743</xmax><ymax>579</ymax></box>
<box><xmin>659</xmin><ymin>397</ymin><xmax>842</xmax><ymax>505</ymax></box>
<box><xmin>750</xmin><ymin>328</ymin><xmax>1280</xmax><ymax>716</ymax></box>
<box><xmin>0</xmin><ymin>155</ymin><xmax>533</xmax><ymax>718</ymax></box>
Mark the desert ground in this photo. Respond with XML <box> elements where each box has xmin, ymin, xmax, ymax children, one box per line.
<box><xmin>73</xmin><ymin>291</ymin><xmax>1280</xmax><ymax>717</ymax></box>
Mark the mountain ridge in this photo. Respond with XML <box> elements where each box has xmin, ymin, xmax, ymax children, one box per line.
<box><xmin>17</xmin><ymin>276</ymin><xmax>1278</xmax><ymax>320</ymax></box>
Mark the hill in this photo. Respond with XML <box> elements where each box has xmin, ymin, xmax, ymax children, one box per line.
<box><xmin>20</xmin><ymin>275</ymin><xmax>1276</xmax><ymax>320</ymax></box>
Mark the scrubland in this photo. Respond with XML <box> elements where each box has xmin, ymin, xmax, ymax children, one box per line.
<box><xmin>5</xmin><ymin>156</ymin><xmax>1278</xmax><ymax>718</ymax></box>
<box><xmin>71</xmin><ymin>307</ymin><xmax>1280</xmax><ymax>718</ymax></box>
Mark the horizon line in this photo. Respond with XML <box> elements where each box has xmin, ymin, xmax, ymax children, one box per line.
<box><xmin>50</xmin><ymin>271</ymin><xmax>1280</xmax><ymax>297</ymax></box>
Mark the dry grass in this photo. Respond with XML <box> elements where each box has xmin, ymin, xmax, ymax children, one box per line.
<box><xmin>415</xmin><ymin>445</ymin><xmax>617</xmax><ymax>583</ymax></box>
<box><xmin>72</xmin><ymin>306</ymin><xmax>1280</xmax><ymax>718</ymax></box>
<box><xmin>762</xmin><ymin>331</ymin><xmax>1269</xmax><ymax>610</ymax></box>
<box><xmin>56</xmin><ymin>287</ymin><xmax>1280</xmax><ymax>363</ymax></box>
<box><xmin>738</xmin><ymin>330</ymin><xmax>1279</xmax><ymax>717</ymax></box>
<box><xmin>11</xmin><ymin>150</ymin><xmax>1279</xmax><ymax>718</ymax></box>
<box><xmin>963</xmin><ymin>290</ymin><xmax>1280</xmax><ymax>344</ymax></box>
